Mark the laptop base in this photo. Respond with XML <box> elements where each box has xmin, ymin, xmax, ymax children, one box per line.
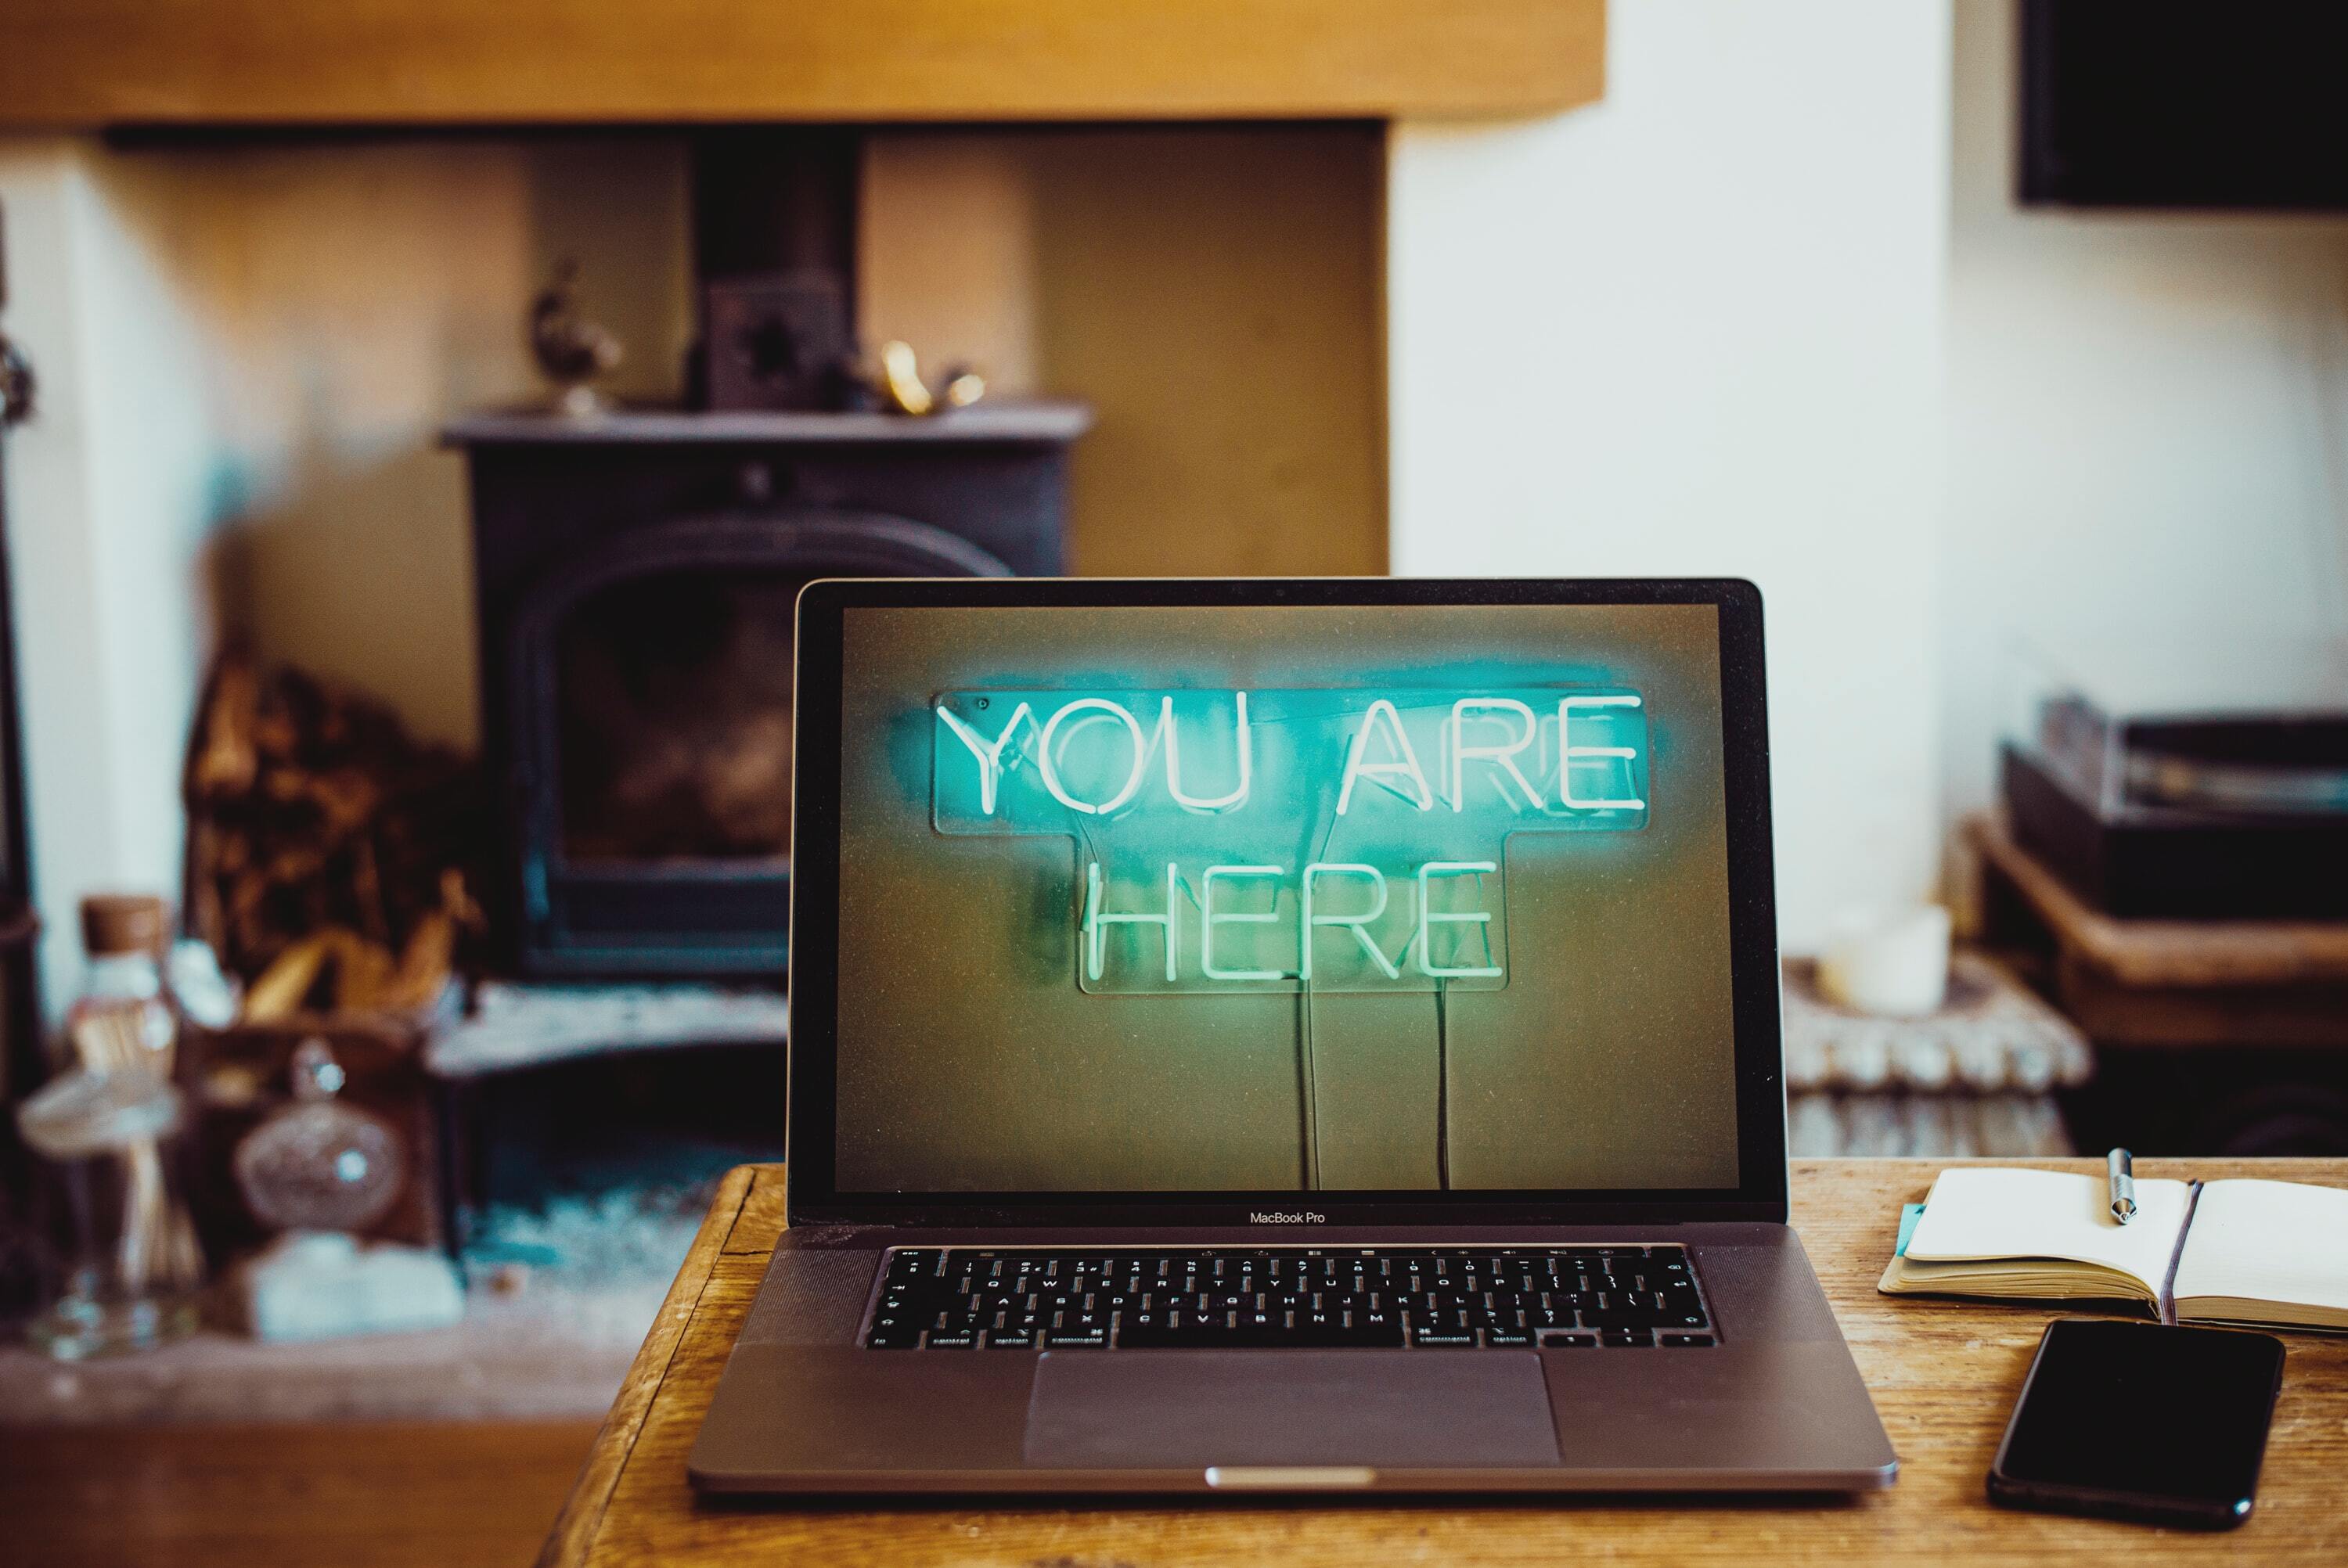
<box><xmin>690</xmin><ymin>1221</ymin><xmax>1896</xmax><ymax>1495</ymax></box>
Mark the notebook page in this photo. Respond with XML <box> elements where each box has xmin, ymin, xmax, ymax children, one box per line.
<box><xmin>2172</xmin><ymin>1178</ymin><xmax>2348</xmax><ymax>1316</ymax></box>
<box><xmin>1903</xmin><ymin>1168</ymin><xmax>2193</xmax><ymax>1294</ymax></box>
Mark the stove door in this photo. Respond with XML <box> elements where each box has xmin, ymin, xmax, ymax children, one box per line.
<box><xmin>506</xmin><ymin>509</ymin><xmax>1007</xmax><ymax>976</ymax></box>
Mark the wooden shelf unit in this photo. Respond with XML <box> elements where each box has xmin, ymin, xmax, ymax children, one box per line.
<box><xmin>1970</xmin><ymin>815</ymin><xmax>2348</xmax><ymax>1050</ymax></box>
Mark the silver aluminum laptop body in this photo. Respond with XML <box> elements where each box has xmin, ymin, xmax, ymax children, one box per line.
<box><xmin>690</xmin><ymin>577</ymin><xmax>1897</xmax><ymax>1494</ymax></box>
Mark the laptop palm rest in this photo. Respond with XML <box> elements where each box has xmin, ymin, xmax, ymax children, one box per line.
<box><xmin>1022</xmin><ymin>1350</ymin><xmax>1562</xmax><ymax>1471</ymax></box>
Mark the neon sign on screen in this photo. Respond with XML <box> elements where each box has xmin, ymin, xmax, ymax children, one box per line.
<box><xmin>931</xmin><ymin>688</ymin><xmax>1649</xmax><ymax>994</ymax></box>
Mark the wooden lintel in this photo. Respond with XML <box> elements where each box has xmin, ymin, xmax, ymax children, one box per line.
<box><xmin>0</xmin><ymin>1</ymin><xmax>1605</xmax><ymax>129</ymax></box>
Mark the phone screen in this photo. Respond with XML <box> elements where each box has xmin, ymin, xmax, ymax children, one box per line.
<box><xmin>1991</xmin><ymin>1318</ymin><xmax>2285</xmax><ymax>1527</ymax></box>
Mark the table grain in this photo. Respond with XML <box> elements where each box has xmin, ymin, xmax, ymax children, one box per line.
<box><xmin>540</xmin><ymin>1158</ymin><xmax>2348</xmax><ymax>1566</ymax></box>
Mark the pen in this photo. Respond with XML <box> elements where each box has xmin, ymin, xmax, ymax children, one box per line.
<box><xmin>2108</xmin><ymin>1147</ymin><xmax>2135</xmax><ymax>1225</ymax></box>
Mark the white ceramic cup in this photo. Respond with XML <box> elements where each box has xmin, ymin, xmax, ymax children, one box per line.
<box><xmin>1815</xmin><ymin>904</ymin><xmax>1952</xmax><ymax>1018</ymax></box>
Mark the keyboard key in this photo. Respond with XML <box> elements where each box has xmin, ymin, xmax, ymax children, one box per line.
<box><xmin>1658</xmin><ymin>1332</ymin><xmax>1716</xmax><ymax>1347</ymax></box>
<box><xmin>1119</xmin><ymin>1321</ymin><xmax>1405</xmax><ymax>1350</ymax></box>
<box><xmin>1412</xmin><ymin>1329</ymin><xmax>1476</xmax><ymax>1347</ymax></box>
<box><xmin>1581</xmin><ymin>1307</ymin><xmax>1669</xmax><ymax>1331</ymax></box>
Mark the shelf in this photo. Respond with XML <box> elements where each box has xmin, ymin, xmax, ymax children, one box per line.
<box><xmin>1971</xmin><ymin>815</ymin><xmax>2348</xmax><ymax>990</ymax></box>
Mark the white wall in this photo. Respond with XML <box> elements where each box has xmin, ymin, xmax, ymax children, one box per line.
<box><xmin>0</xmin><ymin>141</ymin><xmax>222</xmax><ymax>1008</ymax></box>
<box><xmin>1941</xmin><ymin>0</ymin><xmax>2348</xmax><ymax>817</ymax></box>
<box><xmin>0</xmin><ymin>136</ymin><xmax>693</xmax><ymax>1011</ymax></box>
<box><xmin>122</xmin><ymin>138</ymin><xmax>693</xmax><ymax>751</ymax></box>
<box><xmin>1388</xmin><ymin>1</ymin><xmax>1953</xmax><ymax>951</ymax></box>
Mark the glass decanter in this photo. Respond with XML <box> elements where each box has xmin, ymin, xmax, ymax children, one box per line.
<box><xmin>232</xmin><ymin>1040</ymin><xmax>404</xmax><ymax>1235</ymax></box>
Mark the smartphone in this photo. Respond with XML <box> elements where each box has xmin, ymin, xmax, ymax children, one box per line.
<box><xmin>1988</xmin><ymin>1318</ymin><xmax>2285</xmax><ymax>1530</ymax></box>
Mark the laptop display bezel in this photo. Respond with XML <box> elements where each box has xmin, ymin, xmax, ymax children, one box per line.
<box><xmin>784</xmin><ymin>577</ymin><xmax>1788</xmax><ymax>1227</ymax></box>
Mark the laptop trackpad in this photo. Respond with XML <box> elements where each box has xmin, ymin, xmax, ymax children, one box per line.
<box><xmin>1023</xmin><ymin>1350</ymin><xmax>1561</xmax><ymax>1471</ymax></box>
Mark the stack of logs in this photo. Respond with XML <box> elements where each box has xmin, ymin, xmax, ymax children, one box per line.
<box><xmin>182</xmin><ymin>651</ymin><xmax>484</xmax><ymax>1021</ymax></box>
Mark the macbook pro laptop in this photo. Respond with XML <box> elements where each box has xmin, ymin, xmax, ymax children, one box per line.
<box><xmin>690</xmin><ymin>577</ymin><xmax>1897</xmax><ymax>1494</ymax></box>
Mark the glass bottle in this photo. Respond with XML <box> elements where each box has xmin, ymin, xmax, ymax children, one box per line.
<box><xmin>13</xmin><ymin>895</ymin><xmax>204</xmax><ymax>1358</ymax></box>
<box><xmin>16</xmin><ymin>1067</ymin><xmax>202</xmax><ymax>1357</ymax></box>
<box><xmin>234</xmin><ymin>1039</ymin><xmax>405</xmax><ymax>1235</ymax></box>
<box><xmin>63</xmin><ymin>895</ymin><xmax>178</xmax><ymax>1077</ymax></box>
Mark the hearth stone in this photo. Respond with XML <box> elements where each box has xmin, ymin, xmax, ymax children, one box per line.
<box><xmin>424</xmin><ymin>979</ymin><xmax>787</xmax><ymax>1081</ymax></box>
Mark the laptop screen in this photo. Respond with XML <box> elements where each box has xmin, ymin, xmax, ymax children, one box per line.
<box><xmin>826</xmin><ymin>598</ymin><xmax>1743</xmax><ymax>1198</ymax></box>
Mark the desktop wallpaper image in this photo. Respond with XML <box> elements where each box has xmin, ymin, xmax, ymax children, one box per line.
<box><xmin>832</xmin><ymin>602</ymin><xmax>1739</xmax><ymax>1194</ymax></box>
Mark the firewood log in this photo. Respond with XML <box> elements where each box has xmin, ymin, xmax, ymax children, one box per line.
<box><xmin>180</xmin><ymin>649</ymin><xmax>484</xmax><ymax>1020</ymax></box>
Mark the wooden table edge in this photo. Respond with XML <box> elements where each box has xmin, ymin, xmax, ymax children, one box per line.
<box><xmin>535</xmin><ymin>1163</ymin><xmax>757</xmax><ymax>1568</ymax></box>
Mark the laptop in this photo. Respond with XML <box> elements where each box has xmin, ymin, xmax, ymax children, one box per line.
<box><xmin>689</xmin><ymin>576</ymin><xmax>1898</xmax><ymax>1494</ymax></box>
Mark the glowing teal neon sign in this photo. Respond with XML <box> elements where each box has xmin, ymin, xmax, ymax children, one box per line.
<box><xmin>932</xmin><ymin>687</ymin><xmax>1649</xmax><ymax>994</ymax></box>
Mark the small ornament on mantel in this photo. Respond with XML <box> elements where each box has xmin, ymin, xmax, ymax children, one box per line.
<box><xmin>875</xmin><ymin>340</ymin><xmax>985</xmax><ymax>417</ymax></box>
<box><xmin>529</xmin><ymin>258</ymin><xmax>625</xmax><ymax>417</ymax></box>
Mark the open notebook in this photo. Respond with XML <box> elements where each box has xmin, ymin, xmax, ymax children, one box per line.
<box><xmin>1878</xmin><ymin>1167</ymin><xmax>2348</xmax><ymax>1332</ymax></box>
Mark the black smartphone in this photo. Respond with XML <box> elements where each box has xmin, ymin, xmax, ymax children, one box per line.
<box><xmin>1988</xmin><ymin>1318</ymin><xmax>2285</xmax><ymax>1530</ymax></box>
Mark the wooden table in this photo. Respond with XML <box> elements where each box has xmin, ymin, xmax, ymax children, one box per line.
<box><xmin>540</xmin><ymin>1159</ymin><xmax>2348</xmax><ymax>1566</ymax></box>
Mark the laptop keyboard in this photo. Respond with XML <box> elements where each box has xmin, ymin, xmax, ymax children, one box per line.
<box><xmin>862</xmin><ymin>1245</ymin><xmax>1713</xmax><ymax>1350</ymax></box>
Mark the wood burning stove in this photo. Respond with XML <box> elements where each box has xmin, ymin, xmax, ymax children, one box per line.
<box><xmin>449</xmin><ymin>128</ymin><xmax>1086</xmax><ymax>977</ymax></box>
<box><xmin>449</xmin><ymin>406</ymin><xmax>1085</xmax><ymax>976</ymax></box>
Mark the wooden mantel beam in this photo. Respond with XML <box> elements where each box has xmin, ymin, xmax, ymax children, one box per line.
<box><xmin>0</xmin><ymin>1</ymin><xmax>1605</xmax><ymax>128</ymax></box>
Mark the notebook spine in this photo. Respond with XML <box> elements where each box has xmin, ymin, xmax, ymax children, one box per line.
<box><xmin>2158</xmin><ymin>1179</ymin><xmax>2204</xmax><ymax>1325</ymax></box>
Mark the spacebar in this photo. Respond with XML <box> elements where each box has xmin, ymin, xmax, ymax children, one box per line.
<box><xmin>1115</xmin><ymin>1322</ymin><xmax>1406</xmax><ymax>1350</ymax></box>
